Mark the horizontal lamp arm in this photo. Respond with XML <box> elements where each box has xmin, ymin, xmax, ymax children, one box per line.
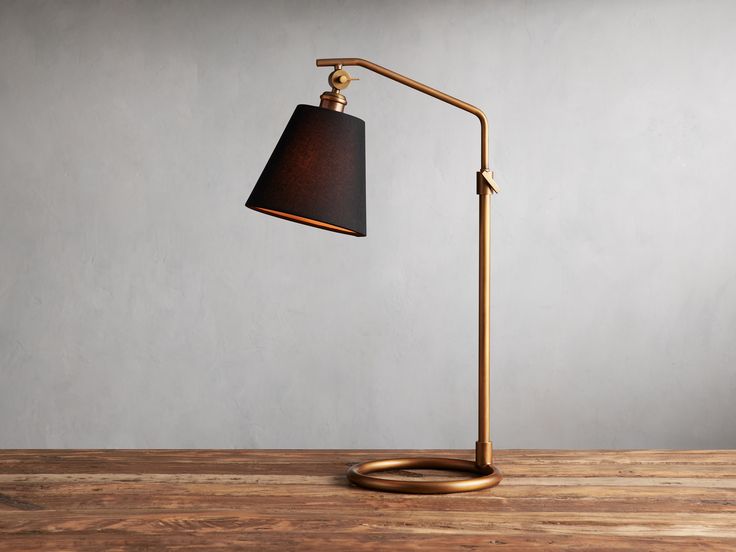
<box><xmin>316</xmin><ymin>57</ymin><xmax>491</xmax><ymax>174</ymax></box>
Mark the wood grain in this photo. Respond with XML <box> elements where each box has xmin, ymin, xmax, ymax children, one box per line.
<box><xmin>0</xmin><ymin>449</ymin><xmax>734</xmax><ymax>551</ymax></box>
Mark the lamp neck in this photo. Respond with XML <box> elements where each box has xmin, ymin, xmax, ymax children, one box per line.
<box><xmin>319</xmin><ymin>91</ymin><xmax>347</xmax><ymax>112</ymax></box>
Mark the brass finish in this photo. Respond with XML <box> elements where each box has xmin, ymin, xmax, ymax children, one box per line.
<box><xmin>317</xmin><ymin>68</ymin><xmax>357</xmax><ymax>112</ymax></box>
<box><xmin>316</xmin><ymin>58</ymin><xmax>501</xmax><ymax>493</ymax></box>
<box><xmin>319</xmin><ymin>91</ymin><xmax>347</xmax><ymax>112</ymax></box>
<box><xmin>477</xmin><ymin>169</ymin><xmax>500</xmax><ymax>195</ymax></box>
<box><xmin>328</xmin><ymin>68</ymin><xmax>358</xmax><ymax>91</ymax></box>
<box><xmin>317</xmin><ymin>58</ymin><xmax>491</xmax><ymax>169</ymax></box>
<box><xmin>477</xmin><ymin>192</ymin><xmax>492</xmax><ymax>469</ymax></box>
<box><xmin>347</xmin><ymin>457</ymin><xmax>502</xmax><ymax>494</ymax></box>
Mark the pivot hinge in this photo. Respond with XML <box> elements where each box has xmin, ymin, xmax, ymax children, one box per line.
<box><xmin>477</xmin><ymin>170</ymin><xmax>500</xmax><ymax>195</ymax></box>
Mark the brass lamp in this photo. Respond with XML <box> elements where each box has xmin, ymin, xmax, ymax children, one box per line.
<box><xmin>246</xmin><ymin>58</ymin><xmax>502</xmax><ymax>494</ymax></box>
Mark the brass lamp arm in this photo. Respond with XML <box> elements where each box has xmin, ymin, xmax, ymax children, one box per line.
<box><xmin>316</xmin><ymin>58</ymin><xmax>491</xmax><ymax>174</ymax></box>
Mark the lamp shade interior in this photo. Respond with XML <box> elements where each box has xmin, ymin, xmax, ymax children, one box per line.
<box><xmin>246</xmin><ymin>104</ymin><xmax>366</xmax><ymax>236</ymax></box>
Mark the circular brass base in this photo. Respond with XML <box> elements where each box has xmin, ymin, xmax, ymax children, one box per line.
<box><xmin>347</xmin><ymin>457</ymin><xmax>502</xmax><ymax>494</ymax></box>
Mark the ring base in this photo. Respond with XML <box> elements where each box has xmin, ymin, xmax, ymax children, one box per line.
<box><xmin>347</xmin><ymin>457</ymin><xmax>502</xmax><ymax>494</ymax></box>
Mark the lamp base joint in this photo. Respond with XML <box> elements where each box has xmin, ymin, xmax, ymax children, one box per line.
<box><xmin>475</xmin><ymin>440</ymin><xmax>493</xmax><ymax>468</ymax></box>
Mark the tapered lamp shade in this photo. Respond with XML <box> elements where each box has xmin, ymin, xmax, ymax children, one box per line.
<box><xmin>246</xmin><ymin>105</ymin><xmax>366</xmax><ymax>236</ymax></box>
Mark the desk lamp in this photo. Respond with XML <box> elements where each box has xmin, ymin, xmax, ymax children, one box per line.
<box><xmin>246</xmin><ymin>58</ymin><xmax>502</xmax><ymax>493</ymax></box>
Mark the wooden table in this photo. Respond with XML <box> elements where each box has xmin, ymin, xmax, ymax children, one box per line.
<box><xmin>0</xmin><ymin>450</ymin><xmax>734</xmax><ymax>550</ymax></box>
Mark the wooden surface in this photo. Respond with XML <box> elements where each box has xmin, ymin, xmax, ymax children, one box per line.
<box><xmin>0</xmin><ymin>450</ymin><xmax>735</xmax><ymax>551</ymax></box>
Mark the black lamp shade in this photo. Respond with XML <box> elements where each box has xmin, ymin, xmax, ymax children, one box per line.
<box><xmin>246</xmin><ymin>104</ymin><xmax>366</xmax><ymax>236</ymax></box>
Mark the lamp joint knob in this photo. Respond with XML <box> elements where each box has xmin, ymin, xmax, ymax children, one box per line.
<box><xmin>329</xmin><ymin>68</ymin><xmax>359</xmax><ymax>91</ymax></box>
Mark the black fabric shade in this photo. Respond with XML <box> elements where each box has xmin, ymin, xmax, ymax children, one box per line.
<box><xmin>246</xmin><ymin>104</ymin><xmax>366</xmax><ymax>236</ymax></box>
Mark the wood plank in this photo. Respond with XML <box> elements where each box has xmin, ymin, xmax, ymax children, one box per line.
<box><xmin>0</xmin><ymin>449</ymin><xmax>734</xmax><ymax>550</ymax></box>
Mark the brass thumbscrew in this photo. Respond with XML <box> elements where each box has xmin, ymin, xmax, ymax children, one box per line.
<box><xmin>329</xmin><ymin>68</ymin><xmax>359</xmax><ymax>91</ymax></box>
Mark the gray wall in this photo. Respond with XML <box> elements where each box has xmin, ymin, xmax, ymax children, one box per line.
<box><xmin>1</xmin><ymin>0</ymin><xmax>735</xmax><ymax>449</ymax></box>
